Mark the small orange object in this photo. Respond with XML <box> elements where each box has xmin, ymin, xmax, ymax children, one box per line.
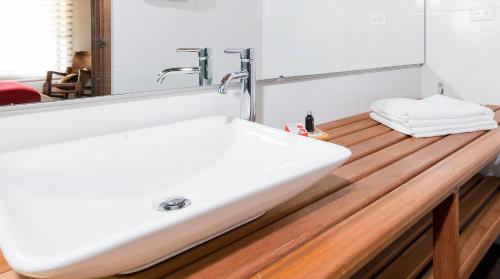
<box><xmin>284</xmin><ymin>123</ymin><xmax>309</xmax><ymax>137</ymax></box>
<box><xmin>308</xmin><ymin>128</ymin><xmax>330</xmax><ymax>142</ymax></box>
<box><xmin>284</xmin><ymin>124</ymin><xmax>330</xmax><ymax>141</ymax></box>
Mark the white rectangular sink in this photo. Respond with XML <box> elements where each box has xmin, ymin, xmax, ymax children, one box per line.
<box><xmin>0</xmin><ymin>116</ymin><xmax>351</xmax><ymax>278</ymax></box>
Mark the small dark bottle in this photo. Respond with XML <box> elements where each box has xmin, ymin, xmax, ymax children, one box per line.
<box><xmin>305</xmin><ymin>111</ymin><xmax>315</xmax><ymax>133</ymax></box>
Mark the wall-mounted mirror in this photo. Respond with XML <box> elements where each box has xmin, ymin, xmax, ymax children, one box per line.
<box><xmin>0</xmin><ymin>0</ymin><xmax>423</xmax><ymax>110</ymax></box>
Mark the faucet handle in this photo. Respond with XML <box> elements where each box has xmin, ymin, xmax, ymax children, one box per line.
<box><xmin>177</xmin><ymin>48</ymin><xmax>202</xmax><ymax>53</ymax></box>
<box><xmin>177</xmin><ymin>48</ymin><xmax>210</xmax><ymax>58</ymax></box>
<box><xmin>224</xmin><ymin>48</ymin><xmax>246</xmax><ymax>54</ymax></box>
<box><xmin>224</xmin><ymin>48</ymin><xmax>254</xmax><ymax>60</ymax></box>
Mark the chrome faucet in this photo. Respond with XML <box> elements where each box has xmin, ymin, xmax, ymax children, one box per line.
<box><xmin>156</xmin><ymin>48</ymin><xmax>212</xmax><ymax>86</ymax></box>
<box><xmin>218</xmin><ymin>48</ymin><xmax>256</xmax><ymax>122</ymax></box>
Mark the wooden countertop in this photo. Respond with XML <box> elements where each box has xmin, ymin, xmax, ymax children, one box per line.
<box><xmin>1</xmin><ymin>106</ymin><xmax>499</xmax><ymax>279</ymax></box>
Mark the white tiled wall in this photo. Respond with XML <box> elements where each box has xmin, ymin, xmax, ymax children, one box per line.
<box><xmin>111</xmin><ymin>0</ymin><xmax>262</xmax><ymax>95</ymax></box>
<box><xmin>423</xmin><ymin>0</ymin><xmax>500</xmax><ymax>104</ymax></box>
<box><xmin>261</xmin><ymin>0</ymin><xmax>425</xmax><ymax>79</ymax></box>
<box><xmin>259</xmin><ymin>67</ymin><xmax>421</xmax><ymax>128</ymax></box>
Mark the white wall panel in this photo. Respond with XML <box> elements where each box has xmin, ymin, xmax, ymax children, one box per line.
<box><xmin>259</xmin><ymin>67</ymin><xmax>421</xmax><ymax>128</ymax></box>
<box><xmin>427</xmin><ymin>0</ymin><xmax>500</xmax><ymax>12</ymax></box>
<box><xmin>423</xmin><ymin>1</ymin><xmax>500</xmax><ymax>104</ymax></box>
<box><xmin>262</xmin><ymin>0</ymin><xmax>425</xmax><ymax>79</ymax></box>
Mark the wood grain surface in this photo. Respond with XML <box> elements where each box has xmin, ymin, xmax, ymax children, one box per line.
<box><xmin>375</xmin><ymin>176</ymin><xmax>499</xmax><ymax>279</ymax></box>
<box><xmin>433</xmin><ymin>193</ymin><xmax>460</xmax><ymax>279</ymax></box>
<box><xmin>0</xmin><ymin>253</ymin><xmax>9</xmax><ymax>274</ymax></box>
<box><xmin>255</xmin><ymin>114</ymin><xmax>500</xmax><ymax>278</ymax></box>
<box><xmin>352</xmin><ymin>174</ymin><xmax>484</xmax><ymax>279</ymax></box>
<box><xmin>423</xmin><ymin>192</ymin><xmax>500</xmax><ymax>279</ymax></box>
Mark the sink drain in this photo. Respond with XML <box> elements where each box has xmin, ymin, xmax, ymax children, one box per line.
<box><xmin>158</xmin><ymin>197</ymin><xmax>191</xmax><ymax>211</ymax></box>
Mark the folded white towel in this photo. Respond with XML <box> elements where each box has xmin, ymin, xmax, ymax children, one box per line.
<box><xmin>415</xmin><ymin>125</ymin><xmax>498</xmax><ymax>138</ymax></box>
<box><xmin>370</xmin><ymin>113</ymin><xmax>413</xmax><ymax>135</ymax></box>
<box><xmin>408</xmin><ymin>114</ymin><xmax>495</xmax><ymax>128</ymax></box>
<box><xmin>373</xmin><ymin>111</ymin><xmax>495</xmax><ymax>129</ymax></box>
<box><xmin>371</xmin><ymin>95</ymin><xmax>494</xmax><ymax>123</ymax></box>
<box><xmin>370</xmin><ymin>95</ymin><xmax>498</xmax><ymax>138</ymax></box>
<box><xmin>371</xmin><ymin>112</ymin><xmax>498</xmax><ymax>138</ymax></box>
<box><xmin>412</xmin><ymin>120</ymin><xmax>498</xmax><ymax>134</ymax></box>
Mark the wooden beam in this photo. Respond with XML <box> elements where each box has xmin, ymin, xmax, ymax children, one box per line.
<box><xmin>326</xmin><ymin>119</ymin><xmax>379</xmax><ymax>139</ymax></box>
<box><xmin>421</xmin><ymin>193</ymin><xmax>500</xmax><ymax>279</ymax></box>
<box><xmin>353</xmin><ymin>174</ymin><xmax>483</xmax><ymax>279</ymax></box>
<box><xmin>332</xmin><ymin>125</ymin><xmax>392</xmax><ymax>147</ymax></box>
<box><xmin>433</xmin><ymin>193</ymin><xmax>460</xmax><ymax>279</ymax></box>
<box><xmin>381</xmin><ymin>176</ymin><xmax>498</xmax><ymax>279</ymax></box>
<box><xmin>459</xmin><ymin>194</ymin><xmax>500</xmax><ymax>279</ymax></box>
<box><xmin>379</xmin><ymin>228</ymin><xmax>434</xmax><ymax>279</ymax></box>
<box><xmin>0</xmin><ymin>253</ymin><xmax>9</xmax><ymax>274</ymax></box>
<box><xmin>346</xmin><ymin>131</ymin><xmax>408</xmax><ymax>163</ymax></box>
<box><xmin>317</xmin><ymin>113</ymin><xmax>370</xmax><ymax>131</ymax></box>
<box><xmin>0</xmin><ymin>271</ymin><xmax>20</xmax><ymax>279</ymax></box>
<box><xmin>332</xmin><ymin>136</ymin><xmax>441</xmax><ymax>183</ymax></box>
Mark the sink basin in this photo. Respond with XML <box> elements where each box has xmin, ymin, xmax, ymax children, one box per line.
<box><xmin>0</xmin><ymin>116</ymin><xmax>351</xmax><ymax>278</ymax></box>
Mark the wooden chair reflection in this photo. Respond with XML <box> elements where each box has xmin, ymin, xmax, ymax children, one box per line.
<box><xmin>43</xmin><ymin>51</ymin><xmax>92</xmax><ymax>99</ymax></box>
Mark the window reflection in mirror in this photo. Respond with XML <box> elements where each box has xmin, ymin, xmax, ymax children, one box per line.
<box><xmin>0</xmin><ymin>0</ymin><xmax>111</xmax><ymax>107</ymax></box>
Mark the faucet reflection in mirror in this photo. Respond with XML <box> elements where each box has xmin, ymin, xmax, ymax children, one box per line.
<box><xmin>156</xmin><ymin>48</ymin><xmax>212</xmax><ymax>86</ymax></box>
<box><xmin>218</xmin><ymin>48</ymin><xmax>256</xmax><ymax>123</ymax></box>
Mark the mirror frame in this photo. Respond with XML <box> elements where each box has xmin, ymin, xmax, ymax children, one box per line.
<box><xmin>91</xmin><ymin>0</ymin><xmax>112</xmax><ymax>97</ymax></box>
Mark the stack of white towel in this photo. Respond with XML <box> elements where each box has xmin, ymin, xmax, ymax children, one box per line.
<box><xmin>370</xmin><ymin>95</ymin><xmax>498</xmax><ymax>138</ymax></box>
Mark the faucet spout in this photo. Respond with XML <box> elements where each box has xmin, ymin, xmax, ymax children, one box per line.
<box><xmin>219</xmin><ymin>48</ymin><xmax>256</xmax><ymax>122</ymax></box>
<box><xmin>218</xmin><ymin>71</ymin><xmax>249</xmax><ymax>94</ymax></box>
<box><xmin>156</xmin><ymin>67</ymin><xmax>201</xmax><ymax>84</ymax></box>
